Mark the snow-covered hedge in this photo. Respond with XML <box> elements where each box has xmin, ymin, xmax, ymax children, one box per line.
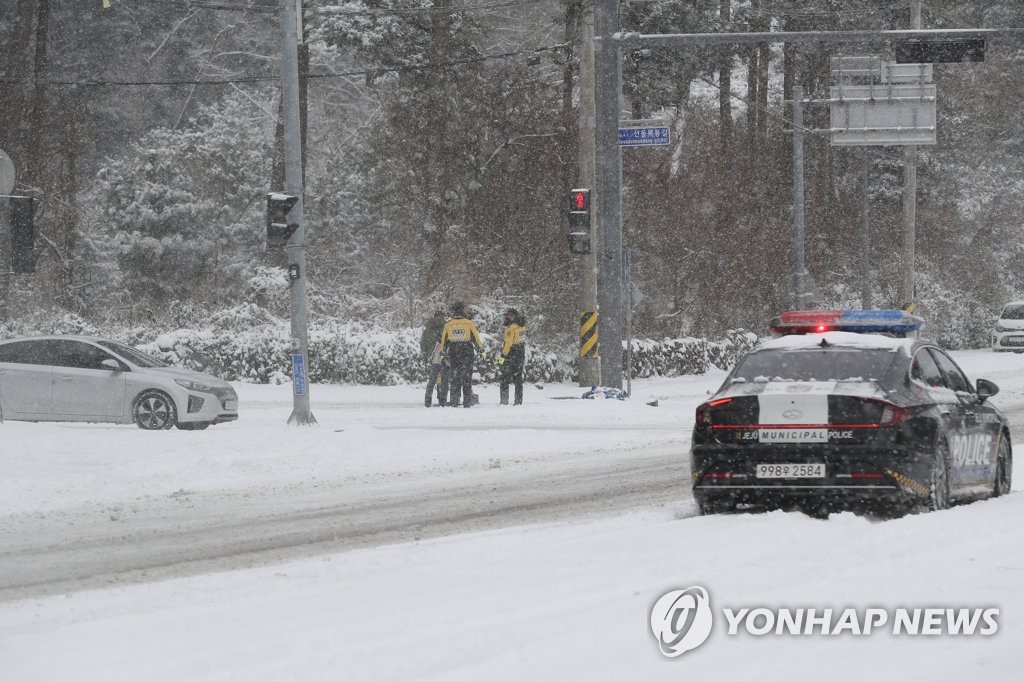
<box><xmin>0</xmin><ymin>307</ymin><xmax>757</xmax><ymax>385</ymax></box>
<box><xmin>626</xmin><ymin>329</ymin><xmax>759</xmax><ymax>378</ymax></box>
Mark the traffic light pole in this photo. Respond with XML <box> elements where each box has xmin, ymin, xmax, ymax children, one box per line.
<box><xmin>577</xmin><ymin>2</ymin><xmax>600</xmax><ymax>388</ymax></box>
<box><xmin>588</xmin><ymin>21</ymin><xmax>1024</xmax><ymax>390</ymax></box>
<box><xmin>899</xmin><ymin>0</ymin><xmax>923</xmax><ymax>311</ymax></box>
<box><xmin>279</xmin><ymin>0</ymin><xmax>316</xmax><ymax>425</ymax></box>
<box><xmin>594</xmin><ymin>0</ymin><xmax>625</xmax><ymax>390</ymax></box>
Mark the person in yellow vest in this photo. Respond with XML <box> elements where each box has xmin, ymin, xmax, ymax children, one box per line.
<box><xmin>440</xmin><ymin>301</ymin><xmax>485</xmax><ymax>408</ymax></box>
<box><xmin>498</xmin><ymin>308</ymin><xmax>527</xmax><ymax>405</ymax></box>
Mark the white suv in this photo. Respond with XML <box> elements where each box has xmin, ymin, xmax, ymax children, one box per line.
<box><xmin>0</xmin><ymin>335</ymin><xmax>238</xmax><ymax>429</ymax></box>
<box><xmin>992</xmin><ymin>302</ymin><xmax>1024</xmax><ymax>352</ymax></box>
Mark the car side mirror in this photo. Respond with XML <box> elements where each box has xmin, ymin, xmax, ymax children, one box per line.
<box><xmin>976</xmin><ymin>378</ymin><xmax>999</xmax><ymax>403</ymax></box>
<box><xmin>101</xmin><ymin>358</ymin><xmax>123</xmax><ymax>372</ymax></box>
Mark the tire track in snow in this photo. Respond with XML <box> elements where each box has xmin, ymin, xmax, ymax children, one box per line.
<box><xmin>0</xmin><ymin>447</ymin><xmax>692</xmax><ymax>601</ymax></box>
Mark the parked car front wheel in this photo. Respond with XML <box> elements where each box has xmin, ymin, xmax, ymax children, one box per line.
<box><xmin>133</xmin><ymin>390</ymin><xmax>177</xmax><ymax>430</ymax></box>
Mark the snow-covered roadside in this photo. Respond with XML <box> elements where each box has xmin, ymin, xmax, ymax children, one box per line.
<box><xmin>0</xmin><ymin>372</ymin><xmax>722</xmax><ymax>517</ymax></box>
<box><xmin>1</xmin><ymin>350</ymin><xmax>1023</xmax><ymax>681</ymax></box>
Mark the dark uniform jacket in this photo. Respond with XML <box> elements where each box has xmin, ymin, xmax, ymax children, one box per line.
<box><xmin>440</xmin><ymin>316</ymin><xmax>484</xmax><ymax>358</ymax></box>
<box><xmin>500</xmin><ymin>322</ymin><xmax>527</xmax><ymax>364</ymax></box>
<box><xmin>420</xmin><ymin>314</ymin><xmax>446</xmax><ymax>359</ymax></box>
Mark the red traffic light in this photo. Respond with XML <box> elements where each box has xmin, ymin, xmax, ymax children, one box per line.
<box><xmin>570</xmin><ymin>188</ymin><xmax>590</xmax><ymax>212</ymax></box>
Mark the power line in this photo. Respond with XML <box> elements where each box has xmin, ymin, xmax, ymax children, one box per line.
<box><xmin>129</xmin><ymin>0</ymin><xmax>277</xmax><ymax>12</ymax></box>
<box><xmin>125</xmin><ymin>0</ymin><xmax>547</xmax><ymax>15</ymax></box>
<box><xmin>0</xmin><ymin>40</ymin><xmax>571</xmax><ymax>88</ymax></box>
<box><xmin>319</xmin><ymin>0</ymin><xmax>547</xmax><ymax>16</ymax></box>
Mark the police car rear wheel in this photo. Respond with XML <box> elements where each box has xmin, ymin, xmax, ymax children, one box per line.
<box><xmin>927</xmin><ymin>445</ymin><xmax>951</xmax><ymax>512</ymax></box>
<box><xmin>994</xmin><ymin>437</ymin><xmax>1012</xmax><ymax>497</ymax></box>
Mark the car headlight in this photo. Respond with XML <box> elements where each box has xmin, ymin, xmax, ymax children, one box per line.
<box><xmin>175</xmin><ymin>378</ymin><xmax>218</xmax><ymax>393</ymax></box>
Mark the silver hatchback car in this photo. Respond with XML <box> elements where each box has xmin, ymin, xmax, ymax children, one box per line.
<box><xmin>0</xmin><ymin>335</ymin><xmax>238</xmax><ymax>430</ymax></box>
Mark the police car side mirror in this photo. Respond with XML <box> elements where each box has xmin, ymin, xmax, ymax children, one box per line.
<box><xmin>976</xmin><ymin>378</ymin><xmax>999</xmax><ymax>403</ymax></box>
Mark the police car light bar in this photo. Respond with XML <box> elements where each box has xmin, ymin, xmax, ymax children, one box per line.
<box><xmin>770</xmin><ymin>309</ymin><xmax>925</xmax><ymax>336</ymax></box>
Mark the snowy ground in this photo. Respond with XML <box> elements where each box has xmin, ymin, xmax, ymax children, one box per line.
<box><xmin>2</xmin><ymin>350</ymin><xmax>1024</xmax><ymax>680</ymax></box>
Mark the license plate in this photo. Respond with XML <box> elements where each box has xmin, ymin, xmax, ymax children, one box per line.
<box><xmin>756</xmin><ymin>463</ymin><xmax>826</xmax><ymax>479</ymax></box>
<box><xmin>758</xmin><ymin>428</ymin><xmax>828</xmax><ymax>443</ymax></box>
<box><xmin>224</xmin><ymin>400</ymin><xmax>238</xmax><ymax>410</ymax></box>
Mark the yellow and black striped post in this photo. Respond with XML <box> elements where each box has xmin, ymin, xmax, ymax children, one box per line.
<box><xmin>580</xmin><ymin>311</ymin><xmax>598</xmax><ymax>359</ymax></box>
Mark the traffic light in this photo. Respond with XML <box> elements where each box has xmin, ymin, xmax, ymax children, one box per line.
<box><xmin>10</xmin><ymin>196</ymin><xmax>37</xmax><ymax>274</ymax></box>
<box><xmin>568</xmin><ymin>188</ymin><xmax>591</xmax><ymax>255</ymax></box>
<box><xmin>266</xmin><ymin>192</ymin><xmax>299</xmax><ymax>248</ymax></box>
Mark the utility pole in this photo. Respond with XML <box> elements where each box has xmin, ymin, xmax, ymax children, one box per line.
<box><xmin>279</xmin><ymin>0</ymin><xmax>316</xmax><ymax>425</ymax></box>
<box><xmin>298</xmin><ymin>0</ymin><xmax>311</xmax><ymax>177</ymax></box>
<box><xmin>861</xmin><ymin>149</ymin><xmax>873</xmax><ymax>308</ymax></box>
<box><xmin>899</xmin><ymin>0</ymin><xmax>922</xmax><ymax>310</ymax></box>
<box><xmin>594</xmin><ymin>0</ymin><xmax>624</xmax><ymax>389</ymax></box>
<box><xmin>791</xmin><ymin>85</ymin><xmax>809</xmax><ymax>308</ymax></box>
<box><xmin>578</xmin><ymin>1</ymin><xmax>600</xmax><ymax>387</ymax></box>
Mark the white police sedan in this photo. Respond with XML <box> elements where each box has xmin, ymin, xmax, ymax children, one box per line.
<box><xmin>0</xmin><ymin>335</ymin><xmax>238</xmax><ymax>430</ymax></box>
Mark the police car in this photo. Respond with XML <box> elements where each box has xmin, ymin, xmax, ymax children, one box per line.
<box><xmin>691</xmin><ymin>309</ymin><xmax>1012</xmax><ymax>517</ymax></box>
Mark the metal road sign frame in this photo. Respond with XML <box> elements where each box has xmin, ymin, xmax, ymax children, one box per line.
<box><xmin>591</xmin><ymin>23</ymin><xmax>1024</xmax><ymax>389</ymax></box>
<box><xmin>830</xmin><ymin>83</ymin><xmax>937</xmax><ymax>146</ymax></box>
<box><xmin>614</xmin><ymin>28</ymin><xmax>1024</xmax><ymax>49</ymax></box>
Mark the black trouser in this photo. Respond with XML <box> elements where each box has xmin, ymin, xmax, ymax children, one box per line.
<box><xmin>447</xmin><ymin>346</ymin><xmax>475</xmax><ymax>408</ymax></box>
<box><xmin>499</xmin><ymin>347</ymin><xmax>525</xmax><ymax>405</ymax></box>
<box><xmin>425</xmin><ymin>361</ymin><xmax>449</xmax><ymax>406</ymax></box>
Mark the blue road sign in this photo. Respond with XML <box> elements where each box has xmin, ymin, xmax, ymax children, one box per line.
<box><xmin>292</xmin><ymin>353</ymin><xmax>307</xmax><ymax>396</ymax></box>
<box><xmin>618</xmin><ymin>126</ymin><xmax>670</xmax><ymax>146</ymax></box>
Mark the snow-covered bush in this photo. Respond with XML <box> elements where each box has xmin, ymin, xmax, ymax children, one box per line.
<box><xmin>0</xmin><ymin>311</ymin><xmax>757</xmax><ymax>385</ymax></box>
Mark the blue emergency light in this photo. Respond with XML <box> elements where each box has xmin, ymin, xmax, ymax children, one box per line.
<box><xmin>769</xmin><ymin>309</ymin><xmax>925</xmax><ymax>336</ymax></box>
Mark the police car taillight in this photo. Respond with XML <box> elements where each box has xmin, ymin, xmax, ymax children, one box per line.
<box><xmin>696</xmin><ymin>397</ymin><xmax>732</xmax><ymax>426</ymax></box>
<box><xmin>879</xmin><ymin>402</ymin><xmax>910</xmax><ymax>426</ymax></box>
<box><xmin>841</xmin><ymin>398</ymin><xmax>910</xmax><ymax>427</ymax></box>
<box><xmin>769</xmin><ymin>309</ymin><xmax>925</xmax><ymax>337</ymax></box>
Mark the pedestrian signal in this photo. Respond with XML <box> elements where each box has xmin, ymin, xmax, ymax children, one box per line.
<box><xmin>567</xmin><ymin>188</ymin><xmax>591</xmax><ymax>255</ymax></box>
<box><xmin>570</xmin><ymin>188</ymin><xmax>590</xmax><ymax>212</ymax></box>
<box><xmin>266</xmin><ymin>192</ymin><xmax>299</xmax><ymax>248</ymax></box>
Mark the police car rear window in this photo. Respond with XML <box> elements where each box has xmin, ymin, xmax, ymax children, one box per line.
<box><xmin>732</xmin><ymin>348</ymin><xmax>898</xmax><ymax>383</ymax></box>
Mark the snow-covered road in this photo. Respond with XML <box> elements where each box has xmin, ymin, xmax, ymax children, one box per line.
<box><xmin>1</xmin><ymin>350</ymin><xmax>1023</xmax><ymax>680</ymax></box>
<box><xmin>0</xmin><ymin>374</ymin><xmax>712</xmax><ymax>600</ymax></box>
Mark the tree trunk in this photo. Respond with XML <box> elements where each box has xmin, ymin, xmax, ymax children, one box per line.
<box><xmin>718</xmin><ymin>0</ymin><xmax>732</xmax><ymax>155</ymax></box>
<box><xmin>42</xmin><ymin>88</ymin><xmax>80</xmax><ymax>312</ymax></box>
<box><xmin>23</xmin><ymin>0</ymin><xmax>50</xmax><ymax>190</ymax></box>
<box><xmin>757</xmin><ymin>41</ymin><xmax>769</xmax><ymax>139</ymax></box>
<box><xmin>0</xmin><ymin>0</ymin><xmax>36</xmax><ymax>156</ymax></box>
